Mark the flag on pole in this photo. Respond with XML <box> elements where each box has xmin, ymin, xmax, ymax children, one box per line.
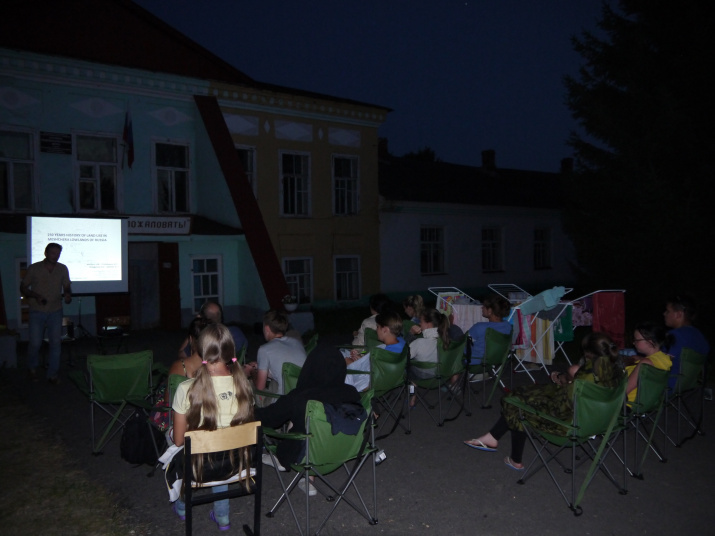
<box><xmin>122</xmin><ymin>108</ymin><xmax>134</xmax><ymax>169</ymax></box>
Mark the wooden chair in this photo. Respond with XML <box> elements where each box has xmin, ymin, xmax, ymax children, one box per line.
<box><xmin>183</xmin><ymin>422</ymin><xmax>263</xmax><ymax>536</ymax></box>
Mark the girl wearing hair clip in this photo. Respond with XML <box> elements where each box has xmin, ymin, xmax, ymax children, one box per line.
<box><xmin>171</xmin><ymin>323</ymin><xmax>256</xmax><ymax>531</ymax></box>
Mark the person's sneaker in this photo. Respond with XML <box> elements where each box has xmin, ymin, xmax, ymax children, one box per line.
<box><xmin>172</xmin><ymin>503</ymin><xmax>185</xmax><ymax>521</ymax></box>
<box><xmin>210</xmin><ymin>510</ymin><xmax>230</xmax><ymax>531</ymax></box>
<box><xmin>262</xmin><ymin>453</ymin><xmax>286</xmax><ymax>471</ymax></box>
<box><xmin>297</xmin><ymin>477</ymin><xmax>317</xmax><ymax>497</ymax></box>
<box><xmin>47</xmin><ymin>377</ymin><xmax>61</xmax><ymax>386</ymax></box>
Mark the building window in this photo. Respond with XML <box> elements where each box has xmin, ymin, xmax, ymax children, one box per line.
<box><xmin>76</xmin><ymin>134</ymin><xmax>119</xmax><ymax>211</ymax></box>
<box><xmin>0</xmin><ymin>130</ymin><xmax>34</xmax><ymax>211</ymax></box>
<box><xmin>420</xmin><ymin>227</ymin><xmax>445</xmax><ymax>275</ymax></box>
<box><xmin>482</xmin><ymin>227</ymin><xmax>503</xmax><ymax>272</ymax></box>
<box><xmin>236</xmin><ymin>146</ymin><xmax>257</xmax><ymax>196</ymax></box>
<box><xmin>335</xmin><ymin>256</ymin><xmax>360</xmax><ymax>301</ymax></box>
<box><xmin>283</xmin><ymin>257</ymin><xmax>313</xmax><ymax>304</ymax></box>
<box><xmin>192</xmin><ymin>256</ymin><xmax>222</xmax><ymax>314</ymax></box>
<box><xmin>534</xmin><ymin>227</ymin><xmax>552</xmax><ymax>270</ymax></box>
<box><xmin>280</xmin><ymin>152</ymin><xmax>310</xmax><ymax>216</ymax></box>
<box><xmin>333</xmin><ymin>155</ymin><xmax>359</xmax><ymax>215</ymax></box>
<box><xmin>156</xmin><ymin>142</ymin><xmax>189</xmax><ymax>213</ymax></box>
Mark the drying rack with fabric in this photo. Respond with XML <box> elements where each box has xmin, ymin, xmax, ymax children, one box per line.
<box><xmin>554</xmin><ymin>290</ymin><xmax>627</xmax><ymax>362</ymax></box>
<box><xmin>428</xmin><ymin>287</ymin><xmax>481</xmax><ymax>332</ymax></box>
<box><xmin>489</xmin><ymin>284</ymin><xmax>573</xmax><ymax>382</ymax></box>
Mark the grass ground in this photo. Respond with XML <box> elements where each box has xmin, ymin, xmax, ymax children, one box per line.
<box><xmin>0</xmin><ymin>385</ymin><xmax>144</xmax><ymax>536</ymax></box>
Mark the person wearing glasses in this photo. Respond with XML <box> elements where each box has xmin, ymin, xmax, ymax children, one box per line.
<box><xmin>626</xmin><ymin>321</ymin><xmax>673</xmax><ymax>405</ymax></box>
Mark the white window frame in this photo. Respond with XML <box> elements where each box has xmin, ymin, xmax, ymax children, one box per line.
<box><xmin>282</xmin><ymin>257</ymin><xmax>313</xmax><ymax>304</ymax></box>
<box><xmin>191</xmin><ymin>255</ymin><xmax>223</xmax><ymax>315</ymax></box>
<box><xmin>420</xmin><ymin>226</ymin><xmax>445</xmax><ymax>275</ymax></box>
<box><xmin>279</xmin><ymin>151</ymin><xmax>311</xmax><ymax>217</ymax></box>
<box><xmin>534</xmin><ymin>227</ymin><xmax>552</xmax><ymax>270</ymax></box>
<box><xmin>236</xmin><ymin>145</ymin><xmax>257</xmax><ymax>197</ymax></box>
<box><xmin>74</xmin><ymin>131</ymin><xmax>121</xmax><ymax>213</ymax></box>
<box><xmin>154</xmin><ymin>140</ymin><xmax>190</xmax><ymax>214</ymax></box>
<box><xmin>334</xmin><ymin>255</ymin><xmax>361</xmax><ymax>302</ymax></box>
<box><xmin>332</xmin><ymin>154</ymin><xmax>359</xmax><ymax>215</ymax></box>
<box><xmin>0</xmin><ymin>127</ymin><xmax>36</xmax><ymax>212</ymax></box>
<box><xmin>481</xmin><ymin>226</ymin><xmax>504</xmax><ymax>273</ymax></box>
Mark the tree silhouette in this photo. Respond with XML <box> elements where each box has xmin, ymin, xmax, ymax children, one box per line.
<box><xmin>562</xmin><ymin>0</ymin><xmax>715</xmax><ymax>317</ymax></box>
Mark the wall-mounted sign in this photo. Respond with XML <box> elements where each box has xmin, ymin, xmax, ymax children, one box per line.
<box><xmin>40</xmin><ymin>132</ymin><xmax>72</xmax><ymax>154</ymax></box>
<box><xmin>128</xmin><ymin>216</ymin><xmax>192</xmax><ymax>235</ymax></box>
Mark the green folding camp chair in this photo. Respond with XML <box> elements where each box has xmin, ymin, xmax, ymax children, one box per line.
<box><xmin>623</xmin><ymin>364</ymin><xmax>670</xmax><ymax>479</ymax></box>
<box><xmin>466</xmin><ymin>327</ymin><xmax>513</xmax><ymax>410</ymax></box>
<box><xmin>363</xmin><ymin>327</ymin><xmax>380</xmax><ymax>351</ymax></box>
<box><xmin>411</xmin><ymin>334</ymin><xmax>468</xmax><ymax>426</ymax></box>
<box><xmin>304</xmin><ymin>333</ymin><xmax>319</xmax><ymax>356</ymax></box>
<box><xmin>664</xmin><ymin>348</ymin><xmax>707</xmax><ymax>447</ymax></box>
<box><xmin>263</xmin><ymin>390</ymin><xmax>377</xmax><ymax>535</ymax></box>
<box><xmin>70</xmin><ymin>350</ymin><xmax>156</xmax><ymax>454</ymax></box>
<box><xmin>370</xmin><ymin>345</ymin><xmax>410</xmax><ymax>438</ymax></box>
<box><xmin>505</xmin><ymin>377</ymin><xmax>627</xmax><ymax>516</ymax></box>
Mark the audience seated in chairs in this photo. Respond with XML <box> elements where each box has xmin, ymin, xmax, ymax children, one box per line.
<box><xmin>178</xmin><ymin>301</ymin><xmax>248</xmax><ymax>361</ymax></box>
<box><xmin>345</xmin><ymin>310</ymin><xmax>406</xmax><ymax>392</ymax></box>
<box><xmin>625</xmin><ymin>322</ymin><xmax>673</xmax><ymax>407</ymax></box>
<box><xmin>254</xmin><ymin>309</ymin><xmax>307</xmax><ymax>395</ymax></box>
<box><xmin>662</xmin><ymin>294</ymin><xmax>710</xmax><ymax>391</ymax></box>
<box><xmin>466</xmin><ymin>294</ymin><xmax>512</xmax><ymax>368</ymax></box>
<box><xmin>408</xmin><ymin>308</ymin><xmax>451</xmax><ymax>406</ymax></box>
<box><xmin>168</xmin><ymin>323</ymin><xmax>255</xmax><ymax>531</ymax></box>
<box><xmin>463</xmin><ymin>332</ymin><xmax>624</xmax><ymax>470</ymax></box>
<box><xmin>352</xmin><ymin>293</ymin><xmax>391</xmax><ymax>346</ymax></box>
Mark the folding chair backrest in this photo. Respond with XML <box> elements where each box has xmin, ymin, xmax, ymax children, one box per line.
<box><xmin>168</xmin><ymin>374</ymin><xmax>189</xmax><ymax>405</ymax></box>
<box><xmin>282</xmin><ymin>362</ymin><xmax>302</xmax><ymax>395</ymax></box>
<box><xmin>370</xmin><ymin>346</ymin><xmax>408</xmax><ymax>397</ymax></box>
<box><xmin>572</xmin><ymin>378</ymin><xmax>626</xmax><ymax>439</ymax></box>
<box><xmin>632</xmin><ymin>365</ymin><xmax>669</xmax><ymax>414</ymax></box>
<box><xmin>237</xmin><ymin>345</ymin><xmax>247</xmax><ymax>366</ymax></box>
<box><xmin>364</xmin><ymin>328</ymin><xmax>380</xmax><ymax>351</ymax></box>
<box><xmin>304</xmin><ymin>333</ymin><xmax>319</xmax><ymax>356</ymax></box>
<box><xmin>402</xmin><ymin>319</ymin><xmax>416</xmax><ymax>337</ymax></box>
<box><xmin>675</xmin><ymin>348</ymin><xmax>706</xmax><ymax>394</ymax></box>
<box><xmin>185</xmin><ymin>421</ymin><xmax>261</xmax><ymax>455</ymax></box>
<box><xmin>303</xmin><ymin>390</ymin><xmax>373</xmax><ymax>475</ymax></box>
<box><xmin>483</xmin><ymin>328</ymin><xmax>512</xmax><ymax>367</ymax></box>
<box><xmin>87</xmin><ymin>350</ymin><xmax>153</xmax><ymax>403</ymax></box>
<box><xmin>437</xmin><ymin>334</ymin><xmax>468</xmax><ymax>377</ymax></box>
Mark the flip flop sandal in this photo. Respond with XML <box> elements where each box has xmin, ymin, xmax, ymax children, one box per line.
<box><xmin>463</xmin><ymin>439</ymin><xmax>497</xmax><ymax>452</ymax></box>
<box><xmin>504</xmin><ymin>456</ymin><xmax>525</xmax><ymax>471</ymax></box>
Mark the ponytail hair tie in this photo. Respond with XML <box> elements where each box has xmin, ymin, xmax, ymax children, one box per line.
<box><xmin>202</xmin><ymin>360</ymin><xmax>208</xmax><ymax>365</ymax></box>
<box><xmin>231</xmin><ymin>357</ymin><xmax>238</xmax><ymax>363</ymax></box>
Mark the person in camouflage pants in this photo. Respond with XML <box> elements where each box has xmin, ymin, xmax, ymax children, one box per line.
<box><xmin>463</xmin><ymin>332</ymin><xmax>623</xmax><ymax>470</ymax></box>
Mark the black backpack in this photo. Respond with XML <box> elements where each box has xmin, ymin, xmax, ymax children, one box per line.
<box><xmin>120</xmin><ymin>411</ymin><xmax>163</xmax><ymax>465</ymax></box>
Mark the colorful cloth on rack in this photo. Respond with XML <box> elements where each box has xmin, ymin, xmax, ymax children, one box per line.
<box><xmin>552</xmin><ymin>304</ymin><xmax>573</xmax><ymax>343</ymax></box>
<box><xmin>592</xmin><ymin>292</ymin><xmax>625</xmax><ymax>348</ymax></box>
<box><xmin>513</xmin><ymin>310</ymin><xmax>554</xmax><ymax>365</ymax></box>
<box><xmin>571</xmin><ymin>297</ymin><xmax>593</xmax><ymax>327</ymax></box>
<box><xmin>519</xmin><ymin>286</ymin><xmax>566</xmax><ymax>316</ymax></box>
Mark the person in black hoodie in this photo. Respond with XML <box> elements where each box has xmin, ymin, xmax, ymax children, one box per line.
<box><xmin>255</xmin><ymin>350</ymin><xmax>362</xmax><ymax>490</ymax></box>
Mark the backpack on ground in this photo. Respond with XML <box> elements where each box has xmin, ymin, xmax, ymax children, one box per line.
<box><xmin>120</xmin><ymin>411</ymin><xmax>163</xmax><ymax>465</ymax></box>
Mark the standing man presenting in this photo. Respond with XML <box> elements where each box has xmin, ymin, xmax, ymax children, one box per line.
<box><xmin>20</xmin><ymin>242</ymin><xmax>72</xmax><ymax>384</ymax></box>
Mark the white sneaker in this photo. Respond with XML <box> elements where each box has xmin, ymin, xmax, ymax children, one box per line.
<box><xmin>297</xmin><ymin>477</ymin><xmax>317</xmax><ymax>496</ymax></box>
<box><xmin>262</xmin><ymin>453</ymin><xmax>286</xmax><ymax>472</ymax></box>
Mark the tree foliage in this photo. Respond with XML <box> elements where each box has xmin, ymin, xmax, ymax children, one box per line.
<box><xmin>563</xmin><ymin>0</ymin><xmax>715</xmax><ymax>315</ymax></box>
<box><xmin>402</xmin><ymin>146</ymin><xmax>440</xmax><ymax>162</ymax></box>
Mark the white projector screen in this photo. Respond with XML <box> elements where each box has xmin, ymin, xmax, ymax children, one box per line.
<box><xmin>27</xmin><ymin>216</ymin><xmax>129</xmax><ymax>294</ymax></box>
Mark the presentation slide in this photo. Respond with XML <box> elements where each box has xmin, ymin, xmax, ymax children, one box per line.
<box><xmin>27</xmin><ymin>216</ymin><xmax>128</xmax><ymax>294</ymax></box>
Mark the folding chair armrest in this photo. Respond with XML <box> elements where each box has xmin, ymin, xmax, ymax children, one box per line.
<box><xmin>347</xmin><ymin>370</ymin><xmax>370</xmax><ymax>377</ymax></box>
<box><xmin>262</xmin><ymin>427</ymin><xmax>309</xmax><ymax>441</ymax></box>
<box><xmin>253</xmin><ymin>387</ymin><xmax>280</xmax><ymax>400</ymax></box>
<box><xmin>503</xmin><ymin>396</ymin><xmax>572</xmax><ymax>429</ymax></box>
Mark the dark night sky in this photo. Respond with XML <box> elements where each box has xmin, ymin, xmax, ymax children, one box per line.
<box><xmin>134</xmin><ymin>0</ymin><xmax>604</xmax><ymax>172</ymax></box>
